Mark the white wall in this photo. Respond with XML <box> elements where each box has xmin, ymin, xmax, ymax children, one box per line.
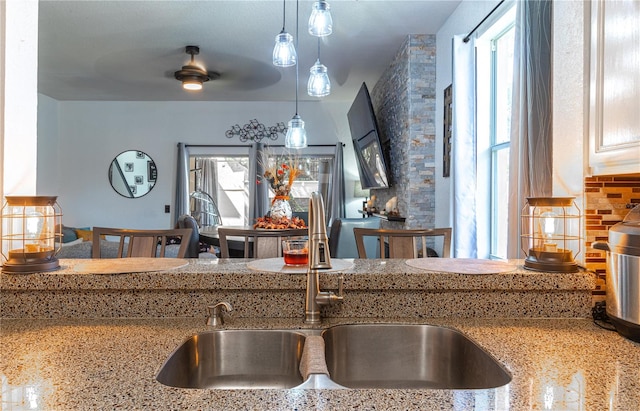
<box><xmin>37</xmin><ymin>94</ymin><xmax>60</xmax><ymax>195</ymax></box>
<box><xmin>552</xmin><ymin>0</ymin><xmax>589</xmax><ymax>265</ymax></box>
<box><xmin>37</xmin><ymin>98</ymin><xmax>358</xmax><ymax>228</ymax></box>
<box><xmin>552</xmin><ymin>0</ymin><xmax>588</xmax><ymax>208</ymax></box>
<box><xmin>2</xmin><ymin>0</ymin><xmax>39</xmax><ymax>196</ymax></box>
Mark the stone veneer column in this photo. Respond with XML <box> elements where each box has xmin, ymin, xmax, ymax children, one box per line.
<box><xmin>369</xmin><ymin>34</ymin><xmax>436</xmax><ymax>229</ymax></box>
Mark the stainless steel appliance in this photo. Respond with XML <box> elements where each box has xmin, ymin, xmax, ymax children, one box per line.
<box><xmin>593</xmin><ymin>204</ymin><xmax>640</xmax><ymax>342</ymax></box>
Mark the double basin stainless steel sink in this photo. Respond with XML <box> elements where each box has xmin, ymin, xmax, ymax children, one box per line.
<box><xmin>156</xmin><ymin>324</ymin><xmax>511</xmax><ymax>390</ymax></box>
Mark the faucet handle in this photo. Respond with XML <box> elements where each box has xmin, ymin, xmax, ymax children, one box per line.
<box><xmin>207</xmin><ymin>301</ymin><xmax>233</xmax><ymax>327</ymax></box>
<box><xmin>314</xmin><ymin>274</ymin><xmax>345</xmax><ymax>309</ymax></box>
<box><xmin>330</xmin><ymin>275</ymin><xmax>345</xmax><ymax>303</ymax></box>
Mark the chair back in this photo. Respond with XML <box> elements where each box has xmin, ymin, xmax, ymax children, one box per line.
<box><xmin>177</xmin><ymin>214</ymin><xmax>201</xmax><ymax>258</ymax></box>
<box><xmin>328</xmin><ymin>218</ymin><xmax>382</xmax><ymax>258</ymax></box>
<box><xmin>353</xmin><ymin>227</ymin><xmax>452</xmax><ymax>259</ymax></box>
<box><xmin>217</xmin><ymin>227</ymin><xmax>308</xmax><ymax>258</ymax></box>
<box><xmin>91</xmin><ymin>227</ymin><xmax>193</xmax><ymax>258</ymax></box>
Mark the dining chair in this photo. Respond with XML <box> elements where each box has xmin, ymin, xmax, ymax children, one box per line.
<box><xmin>217</xmin><ymin>227</ymin><xmax>308</xmax><ymax>258</ymax></box>
<box><xmin>176</xmin><ymin>214</ymin><xmax>203</xmax><ymax>258</ymax></box>
<box><xmin>328</xmin><ymin>217</ymin><xmax>381</xmax><ymax>259</ymax></box>
<box><xmin>353</xmin><ymin>227</ymin><xmax>452</xmax><ymax>259</ymax></box>
<box><xmin>91</xmin><ymin>227</ymin><xmax>193</xmax><ymax>258</ymax></box>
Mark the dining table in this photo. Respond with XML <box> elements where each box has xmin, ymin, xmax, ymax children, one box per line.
<box><xmin>198</xmin><ymin>226</ymin><xmax>309</xmax><ymax>258</ymax></box>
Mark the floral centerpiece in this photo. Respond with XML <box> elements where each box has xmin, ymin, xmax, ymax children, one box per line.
<box><xmin>262</xmin><ymin>159</ymin><xmax>301</xmax><ymax>200</ymax></box>
<box><xmin>254</xmin><ymin>151</ymin><xmax>307</xmax><ymax>229</ymax></box>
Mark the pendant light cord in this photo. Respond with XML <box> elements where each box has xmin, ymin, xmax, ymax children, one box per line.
<box><xmin>295</xmin><ymin>0</ymin><xmax>299</xmax><ymax>115</ymax></box>
<box><xmin>281</xmin><ymin>0</ymin><xmax>286</xmax><ymax>31</ymax></box>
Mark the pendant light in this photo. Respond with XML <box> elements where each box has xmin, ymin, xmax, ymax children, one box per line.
<box><xmin>273</xmin><ymin>0</ymin><xmax>296</xmax><ymax>67</ymax></box>
<box><xmin>307</xmin><ymin>38</ymin><xmax>330</xmax><ymax>97</ymax></box>
<box><xmin>285</xmin><ymin>0</ymin><xmax>307</xmax><ymax>149</ymax></box>
<box><xmin>308</xmin><ymin>1</ymin><xmax>332</xmax><ymax>37</ymax></box>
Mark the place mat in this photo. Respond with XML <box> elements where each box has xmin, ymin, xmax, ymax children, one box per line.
<box><xmin>246</xmin><ymin>258</ymin><xmax>354</xmax><ymax>274</ymax></box>
<box><xmin>405</xmin><ymin>258</ymin><xmax>517</xmax><ymax>274</ymax></box>
<box><xmin>72</xmin><ymin>258</ymin><xmax>189</xmax><ymax>274</ymax></box>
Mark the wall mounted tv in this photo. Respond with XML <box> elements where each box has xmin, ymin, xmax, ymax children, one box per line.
<box><xmin>347</xmin><ymin>82</ymin><xmax>391</xmax><ymax>189</ymax></box>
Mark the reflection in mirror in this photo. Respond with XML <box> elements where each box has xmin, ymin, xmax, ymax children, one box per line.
<box><xmin>109</xmin><ymin>150</ymin><xmax>157</xmax><ymax>198</ymax></box>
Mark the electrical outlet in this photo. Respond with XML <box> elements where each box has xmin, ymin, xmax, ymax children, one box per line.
<box><xmin>164</xmin><ymin>205</ymin><xmax>170</xmax><ymax>213</ymax></box>
<box><xmin>592</xmin><ymin>301</ymin><xmax>608</xmax><ymax>321</ymax></box>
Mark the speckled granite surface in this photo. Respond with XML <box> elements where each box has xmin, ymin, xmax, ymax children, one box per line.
<box><xmin>0</xmin><ymin>259</ymin><xmax>629</xmax><ymax>410</ymax></box>
<box><xmin>1</xmin><ymin>317</ymin><xmax>638</xmax><ymax>410</ymax></box>
<box><xmin>1</xmin><ymin>258</ymin><xmax>596</xmax><ymax>319</ymax></box>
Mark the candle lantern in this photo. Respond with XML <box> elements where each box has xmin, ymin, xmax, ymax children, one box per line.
<box><xmin>521</xmin><ymin>197</ymin><xmax>581</xmax><ymax>273</ymax></box>
<box><xmin>1</xmin><ymin>196</ymin><xmax>63</xmax><ymax>273</ymax></box>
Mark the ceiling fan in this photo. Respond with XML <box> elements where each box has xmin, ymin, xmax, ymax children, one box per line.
<box><xmin>173</xmin><ymin>45</ymin><xmax>220</xmax><ymax>91</ymax></box>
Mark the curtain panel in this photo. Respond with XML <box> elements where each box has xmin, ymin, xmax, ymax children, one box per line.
<box><xmin>452</xmin><ymin>34</ymin><xmax>478</xmax><ymax>258</ymax></box>
<box><xmin>506</xmin><ymin>0</ymin><xmax>553</xmax><ymax>259</ymax></box>
<box><xmin>174</xmin><ymin>142</ymin><xmax>190</xmax><ymax>227</ymax></box>
<box><xmin>249</xmin><ymin>143</ymin><xmax>269</xmax><ymax>223</ymax></box>
<box><xmin>325</xmin><ymin>143</ymin><xmax>345</xmax><ymax>226</ymax></box>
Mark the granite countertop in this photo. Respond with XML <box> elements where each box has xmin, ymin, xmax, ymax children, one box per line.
<box><xmin>1</xmin><ymin>258</ymin><xmax>596</xmax><ymax>320</ymax></box>
<box><xmin>1</xmin><ymin>258</ymin><xmax>595</xmax><ymax>291</ymax></box>
<box><xmin>1</xmin><ymin>317</ymin><xmax>639</xmax><ymax>410</ymax></box>
<box><xmin>1</xmin><ymin>258</ymin><xmax>617</xmax><ymax>409</ymax></box>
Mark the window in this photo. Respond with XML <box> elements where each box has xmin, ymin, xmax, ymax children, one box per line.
<box><xmin>476</xmin><ymin>5</ymin><xmax>515</xmax><ymax>259</ymax></box>
<box><xmin>191</xmin><ymin>156</ymin><xmax>250</xmax><ymax>226</ymax></box>
<box><xmin>189</xmin><ymin>146</ymin><xmax>335</xmax><ymax>226</ymax></box>
<box><xmin>264</xmin><ymin>153</ymin><xmax>335</xmax><ymax>213</ymax></box>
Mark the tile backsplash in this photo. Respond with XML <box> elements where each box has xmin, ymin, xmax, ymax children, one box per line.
<box><xmin>584</xmin><ymin>174</ymin><xmax>640</xmax><ymax>300</ymax></box>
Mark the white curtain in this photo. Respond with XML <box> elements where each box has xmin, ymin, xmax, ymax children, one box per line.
<box><xmin>452</xmin><ymin>34</ymin><xmax>478</xmax><ymax>258</ymax></box>
<box><xmin>174</xmin><ymin>142</ymin><xmax>190</xmax><ymax>226</ymax></box>
<box><xmin>192</xmin><ymin>158</ymin><xmax>222</xmax><ymax>227</ymax></box>
<box><xmin>197</xmin><ymin>158</ymin><xmax>218</xmax><ymax>202</ymax></box>
<box><xmin>506</xmin><ymin>0</ymin><xmax>553</xmax><ymax>259</ymax></box>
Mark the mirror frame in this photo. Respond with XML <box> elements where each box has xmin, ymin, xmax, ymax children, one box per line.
<box><xmin>108</xmin><ymin>150</ymin><xmax>158</xmax><ymax>198</ymax></box>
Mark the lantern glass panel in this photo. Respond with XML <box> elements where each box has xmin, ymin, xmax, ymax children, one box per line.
<box><xmin>1</xmin><ymin>196</ymin><xmax>62</xmax><ymax>273</ymax></box>
<box><xmin>521</xmin><ymin>197</ymin><xmax>580</xmax><ymax>272</ymax></box>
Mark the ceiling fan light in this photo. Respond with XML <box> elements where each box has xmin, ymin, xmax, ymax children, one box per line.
<box><xmin>307</xmin><ymin>59</ymin><xmax>330</xmax><ymax>97</ymax></box>
<box><xmin>174</xmin><ymin>46</ymin><xmax>215</xmax><ymax>91</ymax></box>
<box><xmin>308</xmin><ymin>1</ymin><xmax>332</xmax><ymax>37</ymax></box>
<box><xmin>273</xmin><ymin>31</ymin><xmax>297</xmax><ymax>67</ymax></box>
<box><xmin>285</xmin><ymin>114</ymin><xmax>307</xmax><ymax>149</ymax></box>
<box><xmin>182</xmin><ymin>78</ymin><xmax>203</xmax><ymax>91</ymax></box>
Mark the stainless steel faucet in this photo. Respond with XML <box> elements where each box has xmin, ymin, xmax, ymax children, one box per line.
<box><xmin>305</xmin><ymin>192</ymin><xmax>343</xmax><ymax>324</ymax></box>
<box><xmin>206</xmin><ymin>301</ymin><xmax>233</xmax><ymax>327</ymax></box>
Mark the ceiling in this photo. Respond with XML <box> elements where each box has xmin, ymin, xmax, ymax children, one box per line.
<box><xmin>37</xmin><ymin>0</ymin><xmax>463</xmax><ymax>102</ymax></box>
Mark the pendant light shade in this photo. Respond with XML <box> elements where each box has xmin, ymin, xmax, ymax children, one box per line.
<box><xmin>284</xmin><ymin>0</ymin><xmax>307</xmax><ymax>149</ymax></box>
<box><xmin>273</xmin><ymin>0</ymin><xmax>296</xmax><ymax>67</ymax></box>
<box><xmin>285</xmin><ymin>114</ymin><xmax>307</xmax><ymax>149</ymax></box>
<box><xmin>273</xmin><ymin>30</ymin><xmax>297</xmax><ymax>67</ymax></box>
<box><xmin>308</xmin><ymin>1</ymin><xmax>332</xmax><ymax>37</ymax></box>
<box><xmin>307</xmin><ymin>59</ymin><xmax>330</xmax><ymax>97</ymax></box>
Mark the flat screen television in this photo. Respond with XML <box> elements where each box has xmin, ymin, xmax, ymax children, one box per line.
<box><xmin>347</xmin><ymin>82</ymin><xmax>391</xmax><ymax>189</ymax></box>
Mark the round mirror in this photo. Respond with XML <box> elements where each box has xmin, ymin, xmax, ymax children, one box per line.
<box><xmin>108</xmin><ymin>150</ymin><xmax>157</xmax><ymax>198</ymax></box>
